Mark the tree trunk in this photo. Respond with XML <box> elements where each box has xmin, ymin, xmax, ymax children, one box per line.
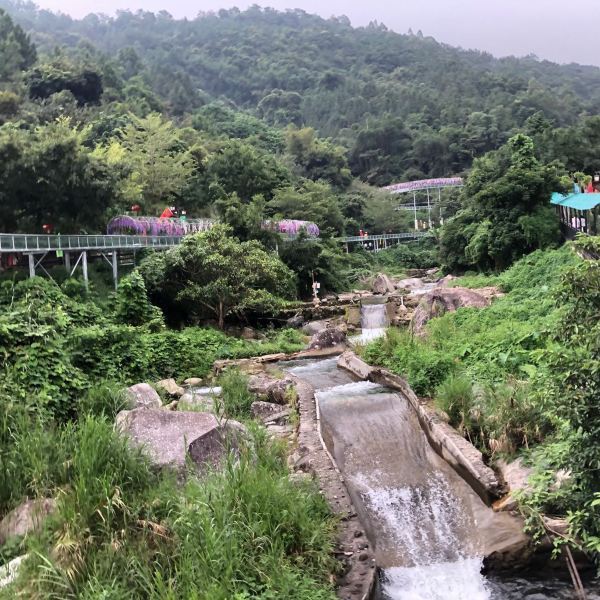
<box><xmin>218</xmin><ymin>301</ymin><xmax>224</xmax><ymax>329</ymax></box>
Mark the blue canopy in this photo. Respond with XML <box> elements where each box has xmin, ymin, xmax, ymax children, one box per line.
<box><xmin>551</xmin><ymin>192</ymin><xmax>600</xmax><ymax>211</ymax></box>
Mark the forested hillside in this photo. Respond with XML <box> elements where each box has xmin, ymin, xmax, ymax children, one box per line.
<box><xmin>1</xmin><ymin>3</ymin><xmax>600</xmax><ymax>595</ymax></box>
<box><xmin>3</xmin><ymin>1</ymin><xmax>600</xmax><ymax>186</ymax></box>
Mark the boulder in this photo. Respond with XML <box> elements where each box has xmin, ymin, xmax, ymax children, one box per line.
<box><xmin>308</xmin><ymin>326</ymin><xmax>347</xmax><ymax>350</ymax></box>
<box><xmin>286</xmin><ymin>313</ymin><xmax>304</xmax><ymax>328</ymax></box>
<box><xmin>248</xmin><ymin>374</ymin><xmax>293</xmax><ymax>404</ymax></box>
<box><xmin>125</xmin><ymin>383</ymin><xmax>162</xmax><ymax>409</ymax></box>
<box><xmin>372</xmin><ymin>273</ymin><xmax>395</xmax><ymax>295</ymax></box>
<box><xmin>437</xmin><ymin>274</ymin><xmax>458</xmax><ymax>287</ymax></box>
<box><xmin>241</xmin><ymin>326</ymin><xmax>257</xmax><ymax>340</ymax></box>
<box><xmin>302</xmin><ymin>320</ymin><xmax>330</xmax><ymax>336</ymax></box>
<box><xmin>345</xmin><ymin>306</ymin><xmax>362</xmax><ymax>327</ymax></box>
<box><xmin>0</xmin><ymin>498</ymin><xmax>57</xmax><ymax>546</ymax></box>
<box><xmin>493</xmin><ymin>458</ymin><xmax>534</xmax><ymax>512</ymax></box>
<box><xmin>156</xmin><ymin>378</ymin><xmax>185</xmax><ymax>398</ymax></box>
<box><xmin>115</xmin><ymin>408</ymin><xmax>245</xmax><ymax>472</ymax></box>
<box><xmin>183</xmin><ymin>377</ymin><xmax>203</xmax><ymax>387</ymax></box>
<box><xmin>251</xmin><ymin>401</ymin><xmax>291</xmax><ymax>424</ymax></box>
<box><xmin>251</xmin><ymin>400</ymin><xmax>284</xmax><ymax>420</ymax></box>
<box><xmin>411</xmin><ymin>287</ymin><xmax>490</xmax><ymax>335</ymax></box>
<box><xmin>396</xmin><ymin>277</ymin><xmax>425</xmax><ymax>290</ymax></box>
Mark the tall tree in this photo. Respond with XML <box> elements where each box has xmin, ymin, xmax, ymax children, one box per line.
<box><xmin>140</xmin><ymin>224</ymin><xmax>296</xmax><ymax>328</ymax></box>
<box><xmin>440</xmin><ymin>134</ymin><xmax>560</xmax><ymax>271</ymax></box>
<box><xmin>98</xmin><ymin>112</ymin><xmax>194</xmax><ymax>214</ymax></box>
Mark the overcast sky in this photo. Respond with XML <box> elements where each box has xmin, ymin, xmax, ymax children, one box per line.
<box><xmin>34</xmin><ymin>0</ymin><xmax>600</xmax><ymax>66</ymax></box>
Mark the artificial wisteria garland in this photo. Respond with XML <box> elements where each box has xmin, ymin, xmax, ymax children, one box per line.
<box><xmin>383</xmin><ymin>177</ymin><xmax>464</xmax><ymax>194</ymax></box>
<box><xmin>107</xmin><ymin>216</ymin><xmax>319</xmax><ymax>238</ymax></box>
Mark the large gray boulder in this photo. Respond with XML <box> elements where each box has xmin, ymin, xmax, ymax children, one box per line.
<box><xmin>301</xmin><ymin>320</ymin><xmax>329</xmax><ymax>336</ymax></box>
<box><xmin>156</xmin><ymin>378</ymin><xmax>185</xmax><ymax>398</ymax></box>
<box><xmin>411</xmin><ymin>287</ymin><xmax>490</xmax><ymax>335</ymax></box>
<box><xmin>125</xmin><ymin>383</ymin><xmax>162</xmax><ymax>409</ymax></box>
<box><xmin>116</xmin><ymin>409</ymin><xmax>245</xmax><ymax>472</ymax></box>
<box><xmin>372</xmin><ymin>273</ymin><xmax>396</xmax><ymax>295</ymax></box>
<box><xmin>308</xmin><ymin>326</ymin><xmax>347</xmax><ymax>350</ymax></box>
<box><xmin>0</xmin><ymin>498</ymin><xmax>57</xmax><ymax>546</ymax></box>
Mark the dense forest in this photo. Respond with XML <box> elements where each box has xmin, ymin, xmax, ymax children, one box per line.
<box><xmin>1</xmin><ymin>3</ymin><xmax>600</xmax><ymax>597</ymax></box>
<box><xmin>2</xmin><ymin>1</ymin><xmax>599</xmax><ymax>272</ymax></box>
<box><xmin>3</xmin><ymin>3</ymin><xmax>600</xmax><ymax>188</ymax></box>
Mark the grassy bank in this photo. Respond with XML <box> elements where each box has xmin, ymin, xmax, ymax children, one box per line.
<box><xmin>0</xmin><ymin>275</ymin><xmax>339</xmax><ymax>597</ymax></box>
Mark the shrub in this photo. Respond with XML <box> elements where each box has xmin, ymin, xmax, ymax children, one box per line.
<box><xmin>114</xmin><ymin>271</ymin><xmax>164</xmax><ymax>329</ymax></box>
<box><xmin>363</xmin><ymin>329</ymin><xmax>456</xmax><ymax>396</ymax></box>
<box><xmin>218</xmin><ymin>369</ymin><xmax>255</xmax><ymax>419</ymax></box>
<box><xmin>435</xmin><ymin>373</ymin><xmax>474</xmax><ymax>434</ymax></box>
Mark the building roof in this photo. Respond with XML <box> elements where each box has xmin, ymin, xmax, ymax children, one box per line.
<box><xmin>551</xmin><ymin>192</ymin><xmax>600</xmax><ymax>211</ymax></box>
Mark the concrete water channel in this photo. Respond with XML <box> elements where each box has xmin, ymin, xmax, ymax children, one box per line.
<box><xmin>278</xmin><ymin>305</ymin><xmax>600</xmax><ymax>600</ymax></box>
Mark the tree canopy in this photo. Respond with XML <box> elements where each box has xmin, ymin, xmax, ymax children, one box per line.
<box><xmin>139</xmin><ymin>225</ymin><xmax>296</xmax><ymax>328</ymax></box>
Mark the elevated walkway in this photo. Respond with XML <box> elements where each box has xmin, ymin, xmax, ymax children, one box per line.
<box><xmin>0</xmin><ymin>230</ymin><xmax>429</xmax><ymax>286</ymax></box>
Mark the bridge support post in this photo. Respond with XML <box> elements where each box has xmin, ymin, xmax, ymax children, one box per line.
<box><xmin>28</xmin><ymin>254</ymin><xmax>35</xmax><ymax>278</ymax></box>
<box><xmin>112</xmin><ymin>251</ymin><xmax>118</xmax><ymax>290</ymax></box>
<box><xmin>64</xmin><ymin>251</ymin><xmax>71</xmax><ymax>274</ymax></box>
<box><xmin>82</xmin><ymin>251</ymin><xmax>88</xmax><ymax>290</ymax></box>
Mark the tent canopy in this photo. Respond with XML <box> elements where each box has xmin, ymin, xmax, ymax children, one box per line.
<box><xmin>551</xmin><ymin>192</ymin><xmax>600</xmax><ymax>211</ymax></box>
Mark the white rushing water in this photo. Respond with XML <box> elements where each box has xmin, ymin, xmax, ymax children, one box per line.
<box><xmin>292</xmin><ymin>360</ymin><xmax>492</xmax><ymax>600</ymax></box>
<box><xmin>355</xmin><ymin>471</ymin><xmax>490</xmax><ymax>600</ymax></box>
<box><xmin>353</xmin><ymin>303</ymin><xmax>389</xmax><ymax>344</ymax></box>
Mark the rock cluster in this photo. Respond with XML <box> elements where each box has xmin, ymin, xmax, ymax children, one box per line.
<box><xmin>116</xmin><ymin>408</ymin><xmax>245</xmax><ymax>472</ymax></box>
<box><xmin>308</xmin><ymin>325</ymin><xmax>347</xmax><ymax>350</ymax></box>
<box><xmin>411</xmin><ymin>287</ymin><xmax>490</xmax><ymax>335</ymax></box>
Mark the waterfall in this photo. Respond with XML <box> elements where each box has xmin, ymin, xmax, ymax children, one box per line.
<box><xmin>281</xmin><ymin>357</ymin><xmax>597</xmax><ymax>600</ymax></box>
<box><xmin>356</xmin><ymin>471</ymin><xmax>490</xmax><ymax>600</ymax></box>
<box><xmin>356</xmin><ymin>303</ymin><xmax>389</xmax><ymax>343</ymax></box>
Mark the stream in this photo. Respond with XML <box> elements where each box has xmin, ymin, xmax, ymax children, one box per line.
<box><xmin>282</xmin><ymin>304</ymin><xmax>600</xmax><ymax>600</ymax></box>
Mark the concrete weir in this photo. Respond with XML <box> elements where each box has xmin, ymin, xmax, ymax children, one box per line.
<box><xmin>283</xmin><ymin>353</ymin><xmax>531</xmax><ymax>600</ymax></box>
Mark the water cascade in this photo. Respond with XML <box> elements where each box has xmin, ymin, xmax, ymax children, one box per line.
<box><xmin>355</xmin><ymin>302</ymin><xmax>389</xmax><ymax>344</ymax></box>
<box><xmin>284</xmin><ymin>358</ymin><xmax>528</xmax><ymax>600</ymax></box>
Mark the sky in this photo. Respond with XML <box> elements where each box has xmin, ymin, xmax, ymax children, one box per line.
<box><xmin>34</xmin><ymin>0</ymin><xmax>600</xmax><ymax>66</ymax></box>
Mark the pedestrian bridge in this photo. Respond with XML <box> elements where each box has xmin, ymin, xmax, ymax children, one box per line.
<box><xmin>0</xmin><ymin>230</ymin><xmax>429</xmax><ymax>287</ymax></box>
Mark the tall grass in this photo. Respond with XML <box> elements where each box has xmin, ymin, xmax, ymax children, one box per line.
<box><xmin>5</xmin><ymin>426</ymin><xmax>336</xmax><ymax>600</ymax></box>
<box><xmin>217</xmin><ymin>369</ymin><xmax>255</xmax><ymax>419</ymax></box>
<box><xmin>435</xmin><ymin>373</ymin><xmax>474</xmax><ymax>436</ymax></box>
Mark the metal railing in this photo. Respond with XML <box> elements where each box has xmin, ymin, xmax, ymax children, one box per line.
<box><xmin>0</xmin><ymin>234</ymin><xmax>183</xmax><ymax>253</ymax></box>
<box><xmin>0</xmin><ymin>230</ymin><xmax>429</xmax><ymax>254</ymax></box>
<box><xmin>342</xmin><ymin>232</ymin><xmax>429</xmax><ymax>243</ymax></box>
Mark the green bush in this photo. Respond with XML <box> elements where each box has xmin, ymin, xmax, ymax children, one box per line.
<box><xmin>218</xmin><ymin>369</ymin><xmax>255</xmax><ymax>419</ymax></box>
<box><xmin>435</xmin><ymin>373</ymin><xmax>474</xmax><ymax>434</ymax></box>
<box><xmin>363</xmin><ymin>329</ymin><xmax>455</xmax><ymax>396</ymax></box>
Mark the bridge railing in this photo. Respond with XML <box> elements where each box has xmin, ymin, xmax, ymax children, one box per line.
<box><xmin>341</xmin><ymin>232</ymin><xmax>428</xmax><ymax>243</ymax></box>
<box><xmin>0</xmin><ymin>234</ymin><xmax>183</xmax><ymax>253</ymax></box>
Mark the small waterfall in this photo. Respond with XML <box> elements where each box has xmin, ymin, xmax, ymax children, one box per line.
<box><xmin>356</xmin><ymin>303</ymin><xmax>389</xmax><ymax>344</ymax></box>
<box><xmin>356</xmin><ymin>471</ymin><xmax>490</xmax><ymax>600</ymax></box>
<box><xmin>282</xmin><ymin>358</ymin><xmax>599</xmax><ymax>600</ymax></box>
